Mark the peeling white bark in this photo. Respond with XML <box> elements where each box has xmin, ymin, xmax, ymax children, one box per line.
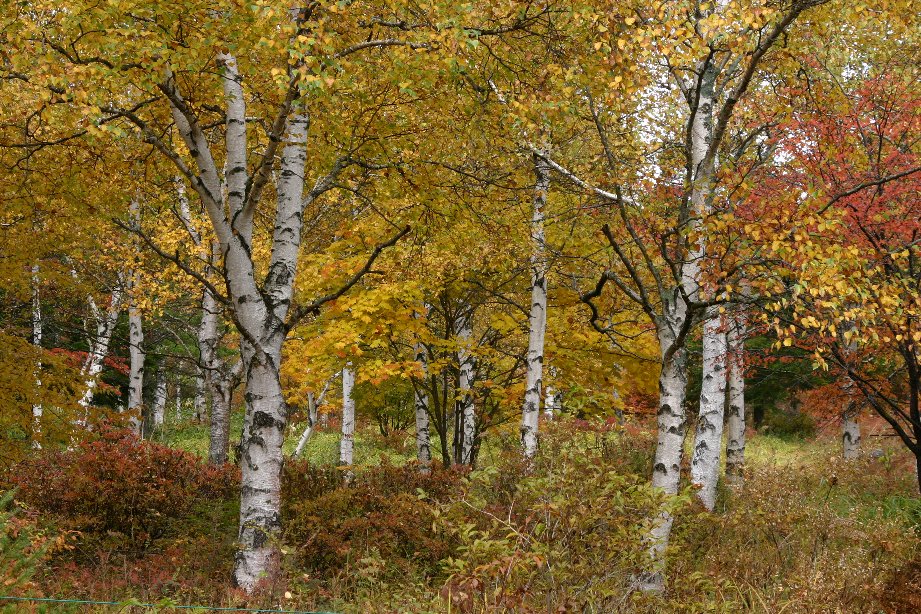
<box><xmin>691</xmin><ymin>308</ymin><xmax>728</xmax><ymax>511</ymax></box>
<box><xmin>414</xmin><ymin>340</ymin><xmax>432</xmax><ymax>471</ymax></box>
<box><xmin>456</xmin><ymin>312</ymin><xmax>476</xmax><ymax>465</ymax></box>
<box><xmin>294</xmin><ymin>378</ymin><xmax>331</xmax><ymax>458</ymax></box>
<box><xmin>152</xmin><ymin>365</ymin><xmax>166</xmax><ymax>428</ymax></box>
<box><xmin>521</xmin><ymin>153</ymin><xmax>551</xmax><ymax>459</ymax></box>
<box><xmin>30</xmin><ymin>265</ymin><xmax>42</xmax><ymax>446</ymax></box>
<box><xmin>641</xmin><ymin>54</ymin><xmax>719</xmax><ymax>591</ymax></box>
<box><xmin>725</xmin><ymin>311</ymin><xmax>747</xmax><ymax>482</ymax></box>
<box><xmin>78</xmin><ymin>282</ymin><xmax>124</xmax><ymax>410</ymax></box>
<box><xmin>127</xmin><ymin>281</ymin><xmax>145</xmax><ymax>436</ymax></box>
<box><xmin>340</xmin><ymin>365</ymin><xmax>355</xmax><ymax>467</ymax></box>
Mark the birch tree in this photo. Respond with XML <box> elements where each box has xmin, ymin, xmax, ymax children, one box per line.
<box><xmin>340</xmin><ymin>365</ymin><xmax>356</xmax><ymax>469</ymax></box>
<box><xmin>725</xmin><ymin>310</ymin><xmax>747</xmax><ymax>482</ymax></box>
<box><xmin>30</xmin><ymin>266</ymin><xmax>42</xmax><ymax>445</ymax></box>
<box><xmin>521</xmin><ymin>153</ymin><xmax>551</xmax><ymax>459</ymax></box>
<box><xmin>526</xmin><ymin>0</ymin><xmax>827</xmax><ymax>588</ymax></box>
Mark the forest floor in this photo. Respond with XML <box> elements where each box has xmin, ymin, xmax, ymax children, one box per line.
<box><xmin>3</xmin><ymin>417</ymin><xmax>919</xmax><ymax>613</ymax></box>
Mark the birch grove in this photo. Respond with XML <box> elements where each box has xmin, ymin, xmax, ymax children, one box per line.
<box><xmin>5</xmin><ymin>0</ymin><xmax>920</xmax><ymax>606</ymax></box>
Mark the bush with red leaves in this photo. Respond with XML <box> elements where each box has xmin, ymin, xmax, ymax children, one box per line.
<box><xmin>7</xmin><ymin>425</ymin><xmax>238</xmax><ymax>551</ymax></box>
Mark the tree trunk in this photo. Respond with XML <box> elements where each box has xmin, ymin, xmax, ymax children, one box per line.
<box><xmin>127</xmin><ymin>284</ymin><xmax>145</xmax><ymax>436</ymax></box>
<box><xmin>544</xmin><ymin>385</ymin><xmax>558</xmax><ymax>420</ymax></box>
<box><xmin>208</xmin><ymin>369</ymin><xmax>235</xmax><ymax>465</ymax></box>
<box><xmin>152</xmin><ymin>365</ymin><xmax>167</xmax><ymax>429</ymax></box>
<box><xmin>725</xmin><ymin>311</ymin><xmax>747</xmax><ymax>483</ymax></box>
<box><xmin>30</xmin><ymin>265</ymin><xmax>42</xmax><ymax>446</ymax></box>
<box><xmin>294</xmin><ymin>378</ymin><xmax>332</xmax><ymax>458</ymax></box>
<box><xmin>842</xmin><ymin>402</ymin><xmax>861</xmax><ymax>460</ymax></box>
<box><xmin>78</xmin><ymin>283</ymin><xmax>124</xmax><ymax>410</ymax></box>
<box><xmin>641</xmin><ymin>320</ymin><xmax>690</xmax><ymax>591</ymax></box>
<box><xmin>455</xmin><ymin>312</ymin><xmax>476</xmax><ymax>465</ymax></box>
<box><xmin>691</xmin><ymin>308</ymin><xmax>728</xmax><ymax>511</ymax></box>
<box><xmin>521</xmin><ymin>153</ymin><xmax>550</xmax><ymax>459</ymax></box>
<box><xmin>414</xmin><ymin>341</ymin><xmax>432</xmax><ymax>471</ymax></box>
<box><xmin>234</xmin><ymin>336</ymin><xmax>287</xmax><ymax>591</ymax></box>
<box><xmin>339</xmin><ymin>365</ymin><xmax>355</xmax><ymax>468</ymax></box>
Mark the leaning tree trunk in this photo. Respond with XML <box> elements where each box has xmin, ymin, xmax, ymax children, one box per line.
<box><xmin>30</xmin><ymin>265</ymin><xmax>42</xmax><ymax>446</ymax></box>
<box><xmin>78</xmin><ymin>283</ymin><xmax>124</xmax><ymax>411</ymax></box>
<box><xmin>414</xmin><ymin>341</ymin><xmax>432</xmax><ymax>472</ymax></box>
<box><xmin>521</xmin><ymin>153</ymin><xmax>551</xmax><ymax>459</ymax></box>
<box><xmin>294</xmin><ymin>378</ymin><xmax>332</xmax><ymax>458</ymax></box>
<box><xmin>725</xmin><ymin>310</ymin><xmax>747</xmax><ymax>483</ymax></box>
<box><xmin>842</xmin><ymin>401</ymin><xmax>861</xmax><ymax>460</ymax></box>
<box><xmin>339</xmin><ymin>365</ymin><xmax>355</xmax><ymax>468</ymax></box>
<box><xmin>691</xmin><ymin>308</ymin><xmax>728</xmax><ymax>511</ymax></box>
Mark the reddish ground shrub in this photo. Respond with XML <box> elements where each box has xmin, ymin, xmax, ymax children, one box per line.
<box><xmin>7</xmin><ymin>425</ymin><xmax>238</xmax><ymax>551</ymax></box>
<box><xmin>283</xmin><ymin>459</ymin><xmax>460</xmax><ymax>580</ymax></box>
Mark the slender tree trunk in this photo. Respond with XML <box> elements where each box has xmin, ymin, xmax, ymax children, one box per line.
<box><xmin>544</xmin><ymin>366</ymin><xmax>560</xmax><ymax>420</ymax></box>
<box><xmin>691</xmin><ymin>308</ymin><xmax>728</xmax><ymax>510</ymax></box>
<box><xmin>127</xmin><ymin>283</ymin><xmax>145</xmax><ymax>436</ymax></box>
<box><xmin>340</xmin><ymin>365</ymin><xmax>355</xmax><ymax>468</ymax></box>
<box><xmin>414</xmin><ymin>341</ymin><xmax>432</xmax><ymax>471</ymax></box>
<box><xmin>842</xmin><ymin>402</ymin><xmax>861</xmax><ymax>460</ymax></box>
<box><xmin>174</xmin><ymin>377</ymin><xmax>183</xmax><ymax>419</ymax></box>
<box><xmin>521</xmin><ymin>153</ymin><xmax>550</xmax><ymax>459</ymax></box>
<box><xmin>456</xmin><ymin>312</ymin><xmax>476</xmax><ymax>465</ymax></box>
<box><xmin>193</xmin><ymin>373</ymin><xmax>207</xmax><ymax>422</ymax></box>
<box><xmin>725</xmin><ymin>311</ymin><xmax>747</xmax><ymax>483</ymax></box>
<box><xmin>30</xmin><ymin>265</ymin><xmax>42</xmax><ymax>446</ymax></box>
<box><xmin>78</xmin><ymin>283</ymin><xmax>124</xmax><ymax>410</ymax></box>
<box><xmin>294</xmin><ymin>378</ymin><xmax>331</xmax><ymax>458</ymax></box>
<box><xmin>152</xmin><ymin>365</ymin><xmax>167</xmax><ymax>429</ymax></box>
<box><xmin>208</xmin><ymin>371</ymin><xmax>234</xmax><ymax>464</ymax></box>
<box><xmin>293</xmin><ymin>393</ymin><xmax>316</xmax><ymax>458</ymax></box>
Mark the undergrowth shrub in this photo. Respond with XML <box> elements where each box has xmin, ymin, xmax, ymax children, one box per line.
<box><xmin>0</xmin><ymin>490</ymin><xmax>53</xmax><ymax>600</ymax></box>
<box><xmin>283</xmin><ymin>459</ymin><xmax>460</xmax><ymax>585</ymax></box>
<box><xmin>668</xmin><ymin>456</ymin><xmax>921</xmax><ymax>613</ymax></box>
<box><xmin>438</xmin><ymin>442</ymin><xmax>679</xmax><ymax>613</ymax></box>
<box><xmin>8</xmin><ymin>425</ymin><xmax>238</xmax><ymax>553</ymax></box>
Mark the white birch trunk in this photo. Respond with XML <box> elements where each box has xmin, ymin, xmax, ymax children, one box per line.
<box><xmin>842</xmin><ymin>402</ymin><xmax>861</xmax><ymax>460</ymax></box>
<box><xmin>293</xmin><ymin>378</ymin><xmax>331</xmax><ymax>458</ymax></box>
<box><xmin>293</xmin><ymin>393</ymin><xmax>316</xmax><ymax>458</ymax></box>
<box><xmin>152</xmin><ymin>365</ymin><xmax>166</xmax><ymax>428</ymax></box>
<box><xmin>456</xmin><ymin>312</ymin><xmax>477</xmax><ymax>465</ymax></box>
<box><xmin>641</xmin><ymin>322</ymin><xmax>690</xmax><ymax>590</ymax></box>
<box><xmin>208</xmin><ymin>370</ymin><xmax>235</xmax><ymax>464</ymax></box>
<box><xmin>414</xmin><ymin>340</ymin><xmax>432</xmax><ymax>471</ymax></box>
<box><xmin>725</xmin><ymin>311</ymin><xmax>747</xmax><ymax>483</ymax></box>
<box><xmin>642</xmin><ymin>58</ymin><xmax>717</xmax><ymax>592</ymax></box>
<box><xmin>127</xmin><ymin>284</ymin><xmax>145</xmax><ymax>436</ymax></box>
<box><xmin>339</xmin><ymin>365</ymin><xmax>355</xmax><ymax>467</ymax></box>
<box><xmin>544</xmin><ymin>386</ymin><xmax>560</xmax><ymax>420</ymax></box>
<box><xmin>690</xmin><ymin>308</ymin><xmax>728</xmax><ymax>510</ymax></box>
<box><xmin>521</xmin><ymin>153</ymin><xmax>550</xmax><ymax>459</ymax></box>
<box><xmin>78</xmin><ymin>283</ymin><xmax>124</xmax><ymax>410</ymax></box>
<box><xmin>30</xmin><ymin>265</ymin><xmax>42</xmax><ymax>446</ymax></box>
<box><xmin>193</xmin><ymin>371</ymin><xmax>207</xmax><ymax>422</ymax></box>
<box><xmin>174</xmin><ymin>378</ymin><xmax>183</xmax><ymax>419</ymax></box>
<box><xmin>231</xmin><ymin>110</ymin><xmax>309</xmax><ymax>591</ymax></box>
